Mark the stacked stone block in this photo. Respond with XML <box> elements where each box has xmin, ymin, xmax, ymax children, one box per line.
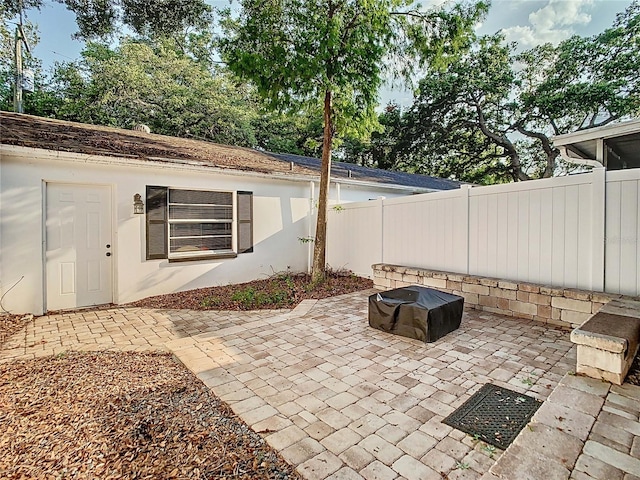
<box><xmin>372</xmin><ymin>263</ymin><xmax>628</xmax><ymax>329</ymax></box>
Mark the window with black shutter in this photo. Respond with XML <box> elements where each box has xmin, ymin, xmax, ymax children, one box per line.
<box><xmin>146</xmin><ymin>186</ymin><xmax>168</xmax><ymax>260</ymax></box>
<box><xmin>145</xmin><ymin>187</ymin><xmax>253</xmax><ymax>261</ymax></box>
<box><xmin>237</xmin><ymin>191</ymin><xmax>253</xmax><ymax>254</ymax></box>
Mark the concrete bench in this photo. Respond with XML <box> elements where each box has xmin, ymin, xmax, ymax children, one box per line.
<box><xmin>570</xmin><ymin>299</ymin><xmax>640</xmax><ymax>385</ymax></box>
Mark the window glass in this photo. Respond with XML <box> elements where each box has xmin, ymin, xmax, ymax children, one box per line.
<box><xmin>168</xmin><ymin>189</ymin><xmax>233</xmax><ymax>256</ymax></box>
<box><xmin>146</xmin><ymin>187</ymin><xmax>252</xmax><ymax>260</ymax></box>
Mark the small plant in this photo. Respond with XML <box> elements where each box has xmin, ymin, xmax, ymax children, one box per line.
<box><xmin>521</xmin><ymin>377</ymin><xmax>534</xmax><ymax>386</ymax></box>
<box><xmin>201</xmin><ymin>296</ymin><xmax>223</xmax><ymax>308</ymax></box>
<box><xmin>332</xmin><ymin>204</ymin><xmax>344</xmax><ymax>212</ymax></box>
<box><xmin>230</xmin><ymin>284</ymin><xmax>294</xmax><ymax>309</ymax></box>
<box><xmin>231</xmin><ymin>287</ymin><xmax>257</xmax><ymax>306</ymax></box>
<box><xmin>275</xmin><ymin>271</ymin><xmax>296</xmax><ymax>290</ymax></box>
<box><xmin>456</xmin><ymin>461</ymin><xmax>470</xmax><ymax>470</ymax></box>
<box><xmin>482</xmin><ymin>444</ymin><xmax>497</xmax><ymax>458</ymax></box>
<box><xmin>298</xmin><ymin>236</ymin><xmax>315</xmax><ymax>244</ymax></box>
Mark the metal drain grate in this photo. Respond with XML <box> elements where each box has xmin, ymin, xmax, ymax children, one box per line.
<box><xmin>442</xmin><ymin>383</ymin><xmax>542</xmax><ymax>450</ymax></box>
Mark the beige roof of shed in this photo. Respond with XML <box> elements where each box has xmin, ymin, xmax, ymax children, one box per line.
<box><xmin>0</xmin><ymin>112</ymin><xmax>462</xmax><ymax>191</ymax></box>
<box><xmin>0</xmin><ymin>112</ymin><xmax>317</xmax><ymax>176</ymax></box>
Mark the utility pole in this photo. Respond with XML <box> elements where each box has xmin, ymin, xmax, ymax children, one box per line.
<box><xmin>14</xmin><ymin>24</ymin><xmax>23</xmax><ymax>113</ymax></box>
<box><xmin>13</xmin><ymin>1</ymin><xmax>30</xmax><ymax>114</ymax></box>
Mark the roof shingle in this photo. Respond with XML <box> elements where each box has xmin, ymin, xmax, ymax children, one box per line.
<box><xmin>1</xmin><ymin>112</ymin><xmax>460</xmax><ymax>191</ymax></box>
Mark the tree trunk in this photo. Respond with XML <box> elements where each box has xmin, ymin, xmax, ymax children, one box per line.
<box><xmin>311</xmin><ymin>89</ymin><xmax>333</xmax><ymax>285</ymax></box>
<box><xmin>543</xmin><ymin>150</ymin><xmax>559</xmax><ymax>178</ymax></box>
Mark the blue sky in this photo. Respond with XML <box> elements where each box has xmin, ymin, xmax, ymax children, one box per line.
<box><xmin>21</xmin><ymin>0</ymin><xmax>634</xmax><ymax>105</ymax></box>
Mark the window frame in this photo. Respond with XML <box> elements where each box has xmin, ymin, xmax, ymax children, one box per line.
<box><xmin>167</xmin><ymin>188</ymin><xmax>236</xmax><ymax>261</ymax></box>
<box><xmin>145</xmin><ymin>186</ymin><xmax>253</xmax><ymax>262</ymax></box>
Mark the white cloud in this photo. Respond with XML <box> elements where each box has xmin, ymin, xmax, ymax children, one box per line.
<box><xmin>501</xmin><ymin>0</ymin><xmax>594</xmax><ymax>47</ymax></box>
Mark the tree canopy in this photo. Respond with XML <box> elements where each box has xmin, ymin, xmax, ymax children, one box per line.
<box><xmin>20</xmin><ymin>37</ymin><xmax>319</xmax><ymax>153</ymax></box>
<box><xmin>1</xmin><ymin>0</ymin><xmax>212</xmax><ymax>39</ymax></box>
<box><xmin>220</xmin><ymin>0</ymin><xmax>487</xmax><ymax>281</ymax></box>
<box><xmin>4</xmin><ymin>0</ymin><xmax>637</xmax><ymax>192</ymax></box>
<box><xmin>365</xmin><ymin>1</ymin><xmax>640</xmax><ymax>184</ymax></box>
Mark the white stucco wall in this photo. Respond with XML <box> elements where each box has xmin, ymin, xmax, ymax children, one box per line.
<box><xmin>0</xmin><ymin>147</ymin><xmax>416</xmax><ymax>315</ymax></box>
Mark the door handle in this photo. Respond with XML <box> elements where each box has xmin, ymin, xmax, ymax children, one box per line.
<box><xmin>106</xmin><ymin>252</ymin><xmax>111</xmax><ymax>257</ymax></box>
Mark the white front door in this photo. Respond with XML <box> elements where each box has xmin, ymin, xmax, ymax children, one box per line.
<box><xmin>46</xmin><ymin>183</ymin><xmax>113</xmax><ymax>311</ymax></box>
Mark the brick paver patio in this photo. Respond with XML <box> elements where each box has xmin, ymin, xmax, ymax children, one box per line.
<box><xmin>2</xmin><ymin>289</ymin><xmax>639</xmax><ymax>479</ymax></box>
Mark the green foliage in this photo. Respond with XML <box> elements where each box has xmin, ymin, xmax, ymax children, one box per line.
<box><xmin>340</xmin><ymin>103</ymin><xmax>400</xmax><ymax>169</ymax></box>
<box><xmin>517</xmin><ymin>1</ymin><xmax>640</xmax><ymax>131</ymax></box>
<box><xmin>229</xmin><ymin>281</ymin><xmax>294</xmax><ymax>310</ymax></box>
<box><xmin>1</xmin><ymin>0</ymin><xmax>212</xmax><ymax>39</ymax></box>
<box><xmin>42</xmin><ymin>38</ymin><xmax>313</xmax><ymax>148</ymax></box>
<box><xmin>365</xmin><ymin>1</ymin><xmax>640</xmax><ymax>184</ymax></box>
<box><xmin>220</xmin><ymin>0</ymin><xmax>487</xmax><ymax>139</ymax></box>
<box><xmin>200</xmin><ymin>296</ymin><xmax>223</xmax><ymax>308</ymax></box>
<box><xmin>521</xmin><ymin>377</ymin><xmax>534</xmax><ymax>386</ymax></box>
<box><xmin>221</xmin><ymin>0</ymin><xmax>486</xmax><ymax>281</ymax></box>
<box><xmin>107</xmin><ymin>40</ymin><xmax>249</xmax><ymax>142</ymax></box>
<box><xmin>400</xmin><ymin>34</ymin><xmax>523</xmax><ymax>183</ymax></box>
<box><xmin>0</xmin><ymin>2</ymin><xmax>320</xmax><ymax>152</ymax></box>
<box><xmin>482</xmin><ymin>444</ymin><xmax>497</xmax><ymax>458</ymax></box>
<box><xmin>275</xmin><ymin>271</ymin><xmax>296</xmax><ymax>291</ymax></box>
<box><xmin>251</xmin><ymin>109</ymin><xmax>323</xmax><ymax>156</ymax></box>
<box><xmin>0</xmin><ymin>12</ymin><xmax>53</xmax><ymax>113</ymax></box>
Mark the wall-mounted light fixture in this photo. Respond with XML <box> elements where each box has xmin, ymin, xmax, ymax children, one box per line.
<box><xmin>133</xmin><ymin>193</ymin><xmax>144</xmax><ymax>214</ymax></box>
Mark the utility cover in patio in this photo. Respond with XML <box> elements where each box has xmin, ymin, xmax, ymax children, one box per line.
<box><xmin>442</xmin><ymin>383</ymin><xmax>542</xmax><ymax>450</ymax></box>
<box><xmin>368</xmin><ymin>286</ymin><xmax>463</xmax><ymax>343</ymax></box>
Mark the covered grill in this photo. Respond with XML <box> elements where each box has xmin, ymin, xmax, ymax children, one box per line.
<box><xmin>368</xmin><ymin>286</ymin><xmax>464</xmax><ymax>343</ymax></box>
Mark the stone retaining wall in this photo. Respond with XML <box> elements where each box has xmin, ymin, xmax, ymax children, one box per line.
<box><xmin>372</xmin><ymin>263</ymin><xmax>625</xmax><ymax>329</ymax></box>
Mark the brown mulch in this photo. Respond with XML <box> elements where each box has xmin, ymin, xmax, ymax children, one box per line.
<box><xmin>128</xmin><ymin>270</ymin><xmax>373</xmax><ymax>310</ymax></box>
<box><xmin>0</xmin><ymin>313</ymin><xmax>32</xmax><ymax>348</ymax></box>
<box><xmin>0</xmin><ymin>351</ymin><xmax>302</xmax><ymax>480</ymax></box>
<box><xmin>627</xmin><ymin>351</ymin><xmax>640</xmax><ymax>386</ymax></box>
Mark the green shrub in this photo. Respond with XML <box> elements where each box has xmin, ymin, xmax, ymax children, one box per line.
<box><xmin>230</xmin><ymin>285</ymin><xmax>293</xmax><ymax>309</ymax></box>
<box><xmin>201</xmin><ymin>296</ymin><xmax>223</xmax><ymax>308</ymax></box>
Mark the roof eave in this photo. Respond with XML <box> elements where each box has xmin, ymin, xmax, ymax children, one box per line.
<box><xmin>0</xmin><ymin>144</ymin><xmax>438</xmax><ymax>193</ymax></box>
<box><xmin>552</xmin><ymin>118</ymin><xmax>640</xmax><ymax>147</ymax></box>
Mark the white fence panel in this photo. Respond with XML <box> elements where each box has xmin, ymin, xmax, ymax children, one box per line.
<box><xmin>606</xmin><ymin>169</ymin><xmax>640</xmax><ymax>296</ymax></box>
<box><xmin>327</xmin><ymin>200</ymin><xmax>382</xmax><ymax>277</ymax></box>
<box><xmin>327</xmin><ymin>167</ymin><xmax>639</xmax><ymax>295</ymax></box>
<box><xmin>468</xmin><ymin>175</ymin><xmax>597</xmax><ymax>290</ymax></box>
<box><xmin>382</xmin><ymin>189</ymin><xmax>468</xmax><ymax>274</ymax></box>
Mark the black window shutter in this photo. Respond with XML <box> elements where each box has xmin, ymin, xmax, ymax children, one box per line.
<box><xmin>237</xmin><ymin>191</ymin><xmax>253</xmax><ymax>254</ymax></box>
<box><xmin>146</xmin><ymin>186</ymin><xmax>168</xmax><ymax>260</ymax></box>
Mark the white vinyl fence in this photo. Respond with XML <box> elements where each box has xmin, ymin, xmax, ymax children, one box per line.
<box><xmin>327</xmin><ymin>168</ymin><xmax>640</xmax><ymax>296</ymax></box>
<box><xmin>606</xmin><ymin>169</ymin><xmax>640</xmax><ymax>296</ymax></box>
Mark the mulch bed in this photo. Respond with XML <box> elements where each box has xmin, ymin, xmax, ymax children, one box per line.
<box><xmin>1</xmin><ymin>273</ymin><xmax>372</xmax><ymax>478</ymax></box>
<box><xmin>128</xmin><ymin>270</ymin><xmax>373</xmax><ymax>310</ymax></box>
<box><xmin>0</xmin><ymin>351</ymin><xmax>302</xmax><ymax>480</ymax></box>
<box><xmin>627</xmin><ymin>351</ymin><xmax>640</xmax><ymax>386</ymax></box>
<box><xmin>0</xmin><ymin>313</ymin><xmax>33</xmax><ymax>348</ymax></box>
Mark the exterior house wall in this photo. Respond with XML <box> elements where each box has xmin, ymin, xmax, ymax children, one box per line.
<box><xmin>0</xmin><ymin>147</ymin><xmax>413</xmax><ymax>315</ymax></box>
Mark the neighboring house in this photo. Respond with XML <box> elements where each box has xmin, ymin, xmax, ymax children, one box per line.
<box><xmin>0</xmin><ymin>112</ymin><xmax>461</xmax><ymax>315</ymax></box>
<box><xmin>553</xmin><ymin>118</ymin><xmax>640</xmax><ymax>170</ymax></box>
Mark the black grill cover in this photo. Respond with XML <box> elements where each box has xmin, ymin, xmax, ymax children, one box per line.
<box><xmin>369</xmin><ymin>286</ymin><xmax>464</xmax><ymax>343</ymax></box>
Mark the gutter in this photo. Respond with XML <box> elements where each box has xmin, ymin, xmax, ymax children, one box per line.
<box><xmin>558</xmin><ymin>146</ymin><xmax>602</xmax><ymax>168</ymax></box>
<box><xmin>1</xmin><ymin>144</ymin><xmax>438</xmax><ymax>195</ymax></box>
